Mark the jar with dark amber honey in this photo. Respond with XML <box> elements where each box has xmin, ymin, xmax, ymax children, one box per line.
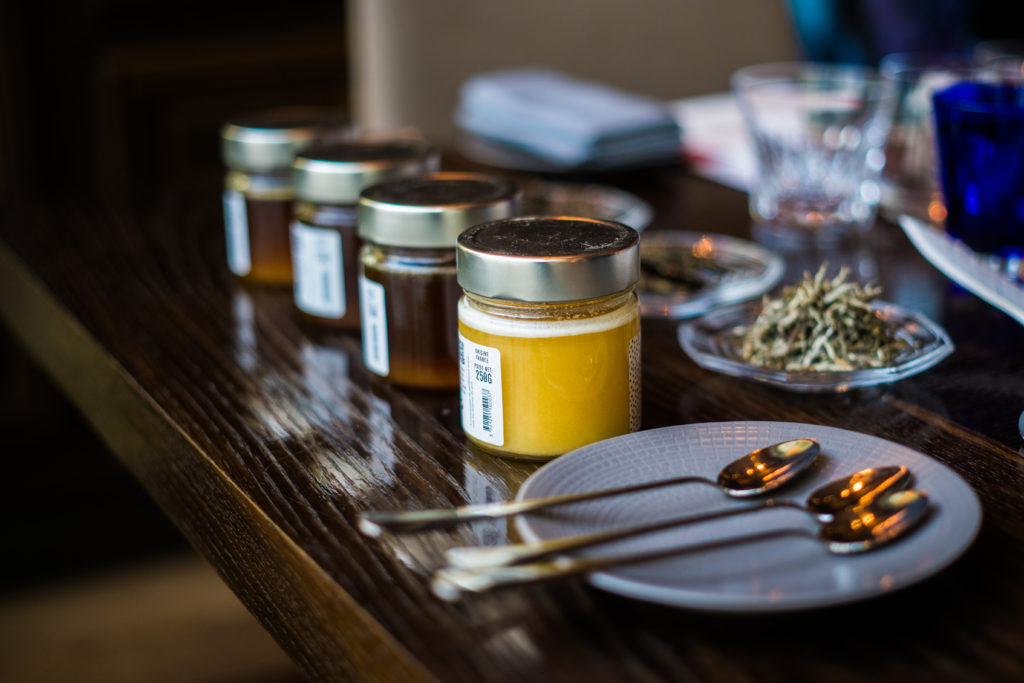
<box><xmin>457</xmin><ymin>217</ymin><xmax>641</xmax><ymax>460</ymax></box>
<box><xmin>220</xmin><ymin>109</ymin><xmax>347</xmax><ymax>286</ymax></box>
<box><xmin>357</xmin><ymin>173</ymin><xmax>520</xmax><ymax>389</ymax></box>
<box><xmin>291</xmin><ymin>139</ymin><xmax>439</xmax><ymax>329</ymax></box>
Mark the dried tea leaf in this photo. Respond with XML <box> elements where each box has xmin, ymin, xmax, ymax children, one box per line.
<box><xmin>736</xmin><ymin>264</ymin><xmax>912</xmax><ymax>372</ymax></box>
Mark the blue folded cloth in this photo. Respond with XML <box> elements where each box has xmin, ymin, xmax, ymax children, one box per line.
<box><xmin>455</xmin><ymin>68</ymin><xmax>683</xmax><ymax>168</ymax></box>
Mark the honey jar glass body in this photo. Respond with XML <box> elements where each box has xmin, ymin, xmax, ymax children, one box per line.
<box><xmin>456</xmin><ymin>216</ymin><xmax>641</xmax><ymax>460</ymax></box>
<box><xmin>357</xmin><ymin>173</ymin><xmax>520</xmax><ymax>389</ymax></box>
<box><xmin>359</xmin><ymin>243</ymin><xmax>461</xmax><ymax>387</ymax></box>
<box><xmin>290</xmin><ymin>139</ymin><xmax>439</xmax><ymax>329</ymax></box>
<box><xmin>223</xmin><ymin>168</ymin><xmax>295</xmax><ymax>285</ymax></box>
<box><xmin>220</xmin><ymin>108</ymin><xmax>347</xmax><ymax>286</ymax></box>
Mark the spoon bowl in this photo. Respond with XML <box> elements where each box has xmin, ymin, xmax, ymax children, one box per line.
<box><xmin>805</xmin><ymin>465</ymin><xmax>912</xmax><ymax>521</ymax></box>
<box><xmin>717</xmin><ymin>437</ymin><xmax>822</xmax><ymax>497</ymax></box>
<box><xmin>822</xmin><ymin>489</ymin><xmax>931</xmax><ymax>553</ymax></box>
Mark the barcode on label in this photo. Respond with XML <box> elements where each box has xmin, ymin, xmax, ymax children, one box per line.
<box><xmin>480</xmin><ymin>387</ymin><xmax>493</xmax><ymax>433</ymax></box>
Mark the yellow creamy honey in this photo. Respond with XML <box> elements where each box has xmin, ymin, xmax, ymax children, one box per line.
<box><xmin>458</xmin><ymin>294</ymin><xmax>640</xmax><ymax>458</ymax></box>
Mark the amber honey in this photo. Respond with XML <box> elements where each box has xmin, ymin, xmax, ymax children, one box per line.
<box><xmin>361</xmin><ymin>247</ymin><xmax>461</xmax><ymax>387</ymax></box>
<box><xmin>240</xmin><ymin>195</ymin><xmax>294</xmax><ymax>285</ymax></box>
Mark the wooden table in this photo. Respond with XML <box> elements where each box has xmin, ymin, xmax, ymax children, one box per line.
<box><xmin>3</xmin><ymin>167</ymin><xmax>1023</xmax><ymax>682</ymax></box>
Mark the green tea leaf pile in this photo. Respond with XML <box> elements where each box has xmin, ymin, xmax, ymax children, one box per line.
<box><xmin>737</xmin><ymin>264</ymin><xmax>911</xmax><ymax>372</ymax></box>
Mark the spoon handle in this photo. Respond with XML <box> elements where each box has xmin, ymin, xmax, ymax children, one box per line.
<box><xmin>432</xmin><ymin>528</ymin><xmax>809</xmax><ymax>601</ymax></box>
<box><xmin>444</xmin><ymin>499</ymin><xmax>804</xmax><ymax>569</ymax></box>
<box><xmin>358</xmin><ymin>475</ymin><xmax>711</xmax><ymax>537</ymax></box>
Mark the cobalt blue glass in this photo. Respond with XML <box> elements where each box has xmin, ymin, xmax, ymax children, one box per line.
<box><xmin>933</xmin><ymin>81</ymin><xmax>1024</xmax><ymax>259</ymax></box>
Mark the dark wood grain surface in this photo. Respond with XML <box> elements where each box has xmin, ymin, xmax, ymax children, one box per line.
<box><xmin>2</xmin><ymin>167</ymin><xmax>1023</xmax><ymax>682</ymax></box>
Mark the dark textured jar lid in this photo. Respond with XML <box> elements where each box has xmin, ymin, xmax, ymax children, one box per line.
<box><xmin>294</xmin><ymin>139</ymin><xmax>441</xmax><ymax>204</ymax></box>
<box><xmin>457</xmin><ymin>216</ymin><xmax>639</xmax><ymax>302</ymax></box>
<box><xmin>358</xmin><ymin>173</ymin><xmax>521</xmax><ymax>249</ymax></box>
<box><xmin>220</xmin><ymin>107</ymin><xmax>349</xmax><ymax>172</ymax></box>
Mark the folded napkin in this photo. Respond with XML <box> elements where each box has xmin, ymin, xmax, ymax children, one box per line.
<box><xmin>455</xmin><ymin>68</ymin><xmax>683</xmax><ymax>168</ymax></box>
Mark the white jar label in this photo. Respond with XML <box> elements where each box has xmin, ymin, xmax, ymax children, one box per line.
<box><xmin>292</xmin><ymin>222</ymin><xmax>345</xmax><ymax>318</ymax></box>
<box><xmin>359</xmin><ymin>276</ymin><xmax>389</xmax><ymax>376</ymax></box>
<box><xmin>222</xmin><ymin>188</ymin><xmax>251</xmax><ymax>276</ymax></box>
<box><xmin>459</xmin><ymin>334</ymin><xmax>504</xmax><ymax>446</ymax></box>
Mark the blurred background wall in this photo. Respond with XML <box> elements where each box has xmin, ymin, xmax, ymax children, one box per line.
<box><xmin>348</xmin><ymin>0</ymin><xmax>798</xmax><ymax>146</ymax></box>
<box><xmin>3</xmin><ymin>0</ymin><xmax>1019</xmax><ymax>206</ymax></box>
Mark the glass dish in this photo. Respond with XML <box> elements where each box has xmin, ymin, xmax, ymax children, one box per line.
<box><xmin>638</xmin><ymin>231</ymin><xmax>784</xmax><ymax>319</ymax></box>
<box><xmin>678</xmin><ymin>300</ymin><xmax>954</xmax><ymax>392</ymax></box>
<box><xmin>519</xmin><ymin>180</ymin><xmax>653</xmax><ymax>232</ymax></box>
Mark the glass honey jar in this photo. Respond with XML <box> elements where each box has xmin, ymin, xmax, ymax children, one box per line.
<box><xmin>291</xmin><ymin>139</ymin><xmax>439</xmax><ymax>329</ymax></box>
<box><xmin>357</xmin><ymin>173</ymin><xmax>520</xmax><ymax>389</ymax></box>
<box><xmin>220</xmin><ymin>108</ymin><xmax>347</xmax><ymax>286</ymax></box>
<box><xmin>456</xmin><ymin>216</ymin><xmax>641</xmax><ymax>460</ymax></box>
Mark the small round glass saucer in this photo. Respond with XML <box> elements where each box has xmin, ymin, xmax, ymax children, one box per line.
<box><xmin>678</xmin><ymin>300</ymin><xmax>954</xmax><ymax>392</ymax></box>
<box><xmin>519</xmin><ymin>179</ymin><xmax>654</xmax><ymax>232</ymax></box>
<box><xmin>639</xmin><ymin>231</ymin><xmax>784</xmax><ymax>319</ymax></box>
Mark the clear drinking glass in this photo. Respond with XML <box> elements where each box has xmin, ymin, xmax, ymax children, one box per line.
<box><xmin>732</xmin><ymin>62</ymin><xmax>897</xmax><ymax>248</ymax></box>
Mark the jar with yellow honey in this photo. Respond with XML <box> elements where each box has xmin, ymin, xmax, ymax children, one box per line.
<box><xmin>456</xmin><ymin>216</ymin><xmax>641</xmax><ymax>460</ymax></box>
<box><xmin>291</xmin><ymin>139</ymin><xmax>439</xmax><ymax>329</ymax></box>
<box><xmin>357</xmin><ymin>173</ymin><xmax>520</xmax><ymax>389</ymax></box>
<box><xmin>220</xmin><ymin>108</ymin><xmax>347</xmax><ymax>286</ymax></box>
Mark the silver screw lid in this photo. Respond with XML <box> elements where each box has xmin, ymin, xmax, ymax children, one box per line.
<box><xmin>358</xmin><ymin>173</ymin><xmax>521</xmax><ymax>249</ymax></box>
<box><xmin>294</xmin><ymin>139</ymin><xmax>440</xmax><ymax>205</ymax></box>
<box><xmin>457</xmin><ymin>216</ymin><xmax>639</xmax><ymax>302</ymax></box>
<box><xmin>220</xmin><ymin>107</ymin><xmax>349</xmax><ymax>173</ymax></box>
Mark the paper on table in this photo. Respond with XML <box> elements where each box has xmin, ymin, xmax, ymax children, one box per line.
<box><xmin>899</xmin><ymin>214</ymin><xmax>1024</xmax><ymax>327</ymax></box>
<box><xmin>669</xmin><ymin>93</ymin><xmax>755</xmax><ymax>191</ymax></box>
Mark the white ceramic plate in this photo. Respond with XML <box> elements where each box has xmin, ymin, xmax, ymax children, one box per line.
<box><xmin>514</xmin><ymin>421</ymin><xmax>981</xmax><ymax>613</ymax></box>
